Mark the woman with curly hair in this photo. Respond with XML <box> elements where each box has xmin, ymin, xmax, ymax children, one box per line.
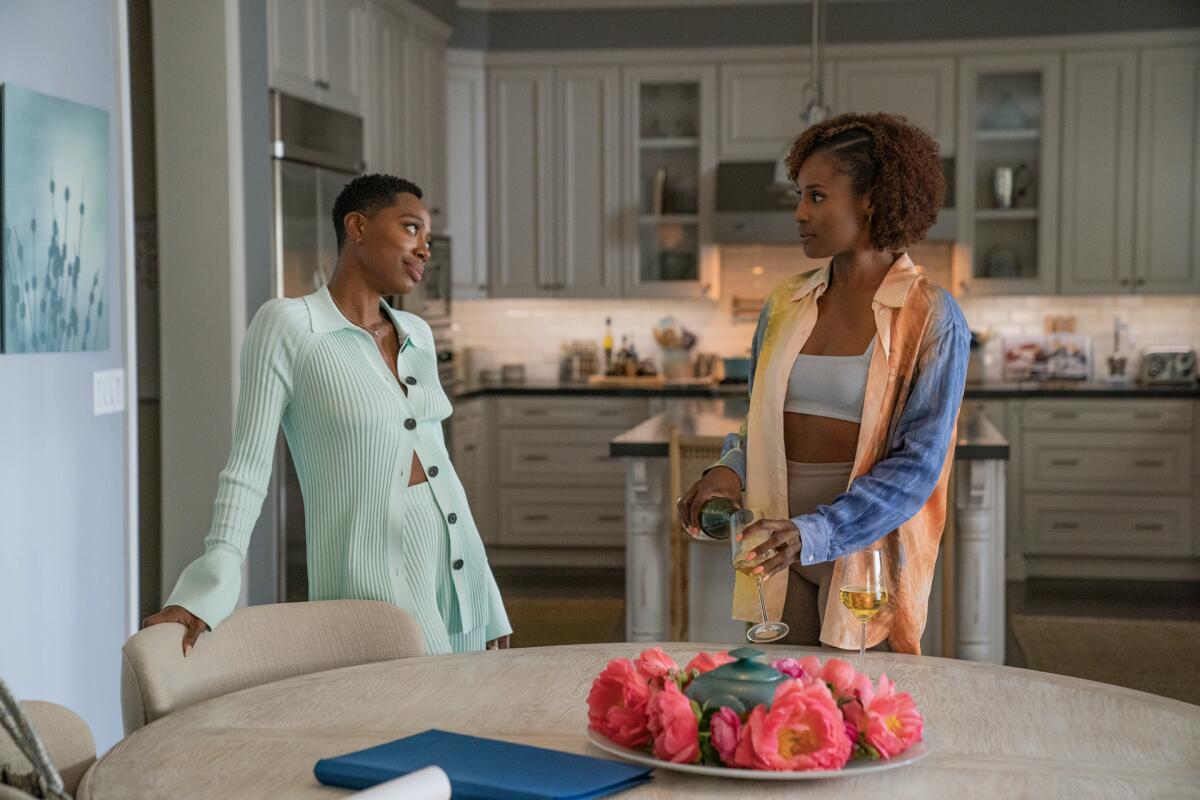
<box><xmin>678</xmin><ymin>112</ymin><xmax>969</xmax><ymax>653</ymax></box>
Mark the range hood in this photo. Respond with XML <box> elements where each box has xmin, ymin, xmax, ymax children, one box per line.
<box><xmin>714</xmin><ymin>160</ymin><xmax>957</xmax><ymax>244</ymax></box>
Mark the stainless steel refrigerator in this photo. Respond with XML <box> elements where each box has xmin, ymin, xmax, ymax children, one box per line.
<box><xmin>270</xmin><ymin>91</ymin><xmax>363</xmax><ymax>601</ymax></box>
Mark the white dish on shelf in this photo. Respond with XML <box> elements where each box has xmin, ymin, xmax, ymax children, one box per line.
<box><xmin>586</xmin><ymin>728</ymin><xmax>930</xmax><ymax>781</ymax></box>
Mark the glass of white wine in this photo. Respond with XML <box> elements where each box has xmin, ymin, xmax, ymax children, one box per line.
<box><xmin>839</xmin><ymin>544</ymin><xmax>889</xmax><ymax>668</ymax></box>
<box><xmin>730</xmin><ymin>508</ymin><xmax>789</xmax><ymax>644</ymax></box>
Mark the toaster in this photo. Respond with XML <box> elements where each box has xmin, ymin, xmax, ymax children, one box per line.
<box><xmin>1139</xmin><ymin>346</ymin><xmax>1197</xmax><ymax>385</ymax></box>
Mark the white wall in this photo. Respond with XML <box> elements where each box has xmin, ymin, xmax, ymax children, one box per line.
<box><xmin>0</xmin><ymin>0</ymin><xmax>136</xmax><ymax>752</ymax></box>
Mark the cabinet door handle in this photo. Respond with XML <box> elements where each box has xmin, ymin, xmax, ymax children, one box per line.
<box><xmin>522</xmin><ymin>513</ymin><xmax>550</xmax><ymax>522</ymax></box>
<box><xmin>1050</xmin><ymin>411</ymin><xmax>1080</xmax><ymax>419</ymax></box>
<box><xmin>462</xmin><ymin>444</ymin><xmax>476</xmax><ymax>452</ymax></box>
<box><xmin>1119</xmin><ymin>277</ymin><xmax>1131</xmax><ymax>286</ymax></box>
<box><xmin>314</xmin><ymin>79</ymin><xmax>331</xmax><ymax>90</ymax></box>
<box><xmin>1133</xmin><ymin>459</ymin><xmax>1163</xmax><ymax>468</ymax></box>
<box><xmin>521</xmin><ymin>454</ymin><xmax>549</xmax><ymax>462</ymax></box>
<box><xmin>1050</xmin><ymin>521</ymin><xmax>1080</xmax><ymax>530</ymax></box>
<box><xmin>1133</xmin><ymin>522</ymin><xmax>1164</xmax><ymax>532</ymax></box>
<box><xmin>1049</xmin><ymin>458</ymin><xmax>1079</xmax><ymax>467</ymax></box>
<box><xmin>1135</xmin><ymin>277</ymin><xmax>1146</xmax><ymax>286</ymax></box>
<box><xmin>596</xmin><ymin>514</ymin><xmax>623</xmax><ymax>523</ymax></box>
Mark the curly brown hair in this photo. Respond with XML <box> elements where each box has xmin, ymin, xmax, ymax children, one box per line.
<box><xmin>784</xmin><ymin>112</ymin><xmax>944</xmax><ymax>252</ymax></box>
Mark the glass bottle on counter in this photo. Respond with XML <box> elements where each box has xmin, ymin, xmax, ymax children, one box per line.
<box><xmin>603</xmin><ymin>317</ymin><xmax>614</xmax><ymax>372</ymax></box>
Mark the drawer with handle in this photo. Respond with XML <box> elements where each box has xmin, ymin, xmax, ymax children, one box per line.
<box><xmin>498</xmin><ymin>488</ymin><xmax>625</xmax><ymax>547</ymax></box>
<box><xmin>1021</xmin><ymin>399</ymin><xmax>1192</xmax><ymax>432</ymax></box>
<box><xmin>497</xmin><ymin>397</ymin><xmax>648</xmax><ymax>429</ymax></box>
<box><xmin>1021</xmin><ymin>432</ymin><xmax>1191</xmax><ymax>494</ymax></box>
<box><xmin>1022</xmin><ymin>494</ymin><xmax>1191</xmax><ymax>557</ymax></box>
<box><xmin>499</xmin><ymin>428</ymin><xmax>624</xmax><ymax>486</ymax></box>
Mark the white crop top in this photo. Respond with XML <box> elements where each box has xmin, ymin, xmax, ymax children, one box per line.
<box><xmin>783</xmin><ymin>339</ymin><xmax>875</xmax><ymax>423</ymax></box>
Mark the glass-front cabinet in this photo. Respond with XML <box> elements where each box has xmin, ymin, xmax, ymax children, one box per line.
<box><xmin>956</xmin><ymin>54</ymin><xmax>1061</xmax><ymax>295</ymax></box>
<box><xmin>624</xmin><ymin>65</ymin><xmax>717</xmax><ymax>298</ymax></box>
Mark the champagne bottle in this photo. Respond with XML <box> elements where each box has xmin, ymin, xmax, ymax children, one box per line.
<box><xmin>697</xmin><ymin>496</ymin><xmax>739</xmax><ymax>540</ymax></box>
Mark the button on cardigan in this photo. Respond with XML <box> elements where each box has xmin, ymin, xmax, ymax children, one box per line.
<box><xmin>165</xmin><ymin>287</ymin><xmax>511</xmax><ymax>646</ymax></box>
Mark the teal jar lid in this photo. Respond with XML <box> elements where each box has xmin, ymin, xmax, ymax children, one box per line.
<box><xmin>683</xmin><ymin>646</ymin><xmax>786</xmax><ymax>714</ymax></box>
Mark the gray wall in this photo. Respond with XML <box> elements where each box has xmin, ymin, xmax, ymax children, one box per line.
<box><xmin>450</xmin><ymin>0</ymin><xmax>1200</xmax><ymax>50</ymax></box>
<box><xmin>0</xmin><ymin>0</ymin><xmax>130</xmax><ymax>751</ymax></box>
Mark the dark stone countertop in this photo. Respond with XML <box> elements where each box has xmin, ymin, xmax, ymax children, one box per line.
<box><xmin>609</xmin><ymin>397</ymin><xmax>1009</xmax><ymax>461</ymax></box>
<box><xmin>456</xmin><ymin>379</ymin><xmax>1199</xmax><ymax>401</ymax></box>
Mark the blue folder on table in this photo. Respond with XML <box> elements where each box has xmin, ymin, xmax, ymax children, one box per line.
<box><xmin>314</xmin><ymin>729</ymin><xmax>653</xmax><ymax>799</ymax></box>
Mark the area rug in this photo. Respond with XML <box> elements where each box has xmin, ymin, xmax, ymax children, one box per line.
<box><xmin>505</xmin><ymin>597</ymin><xmax>624</xmax><ymax>648</ymax></box>
<box><xmin>1010</xmin><ymin>614</ymin><xmax>1200</xmax><ymax>705</ymax></box>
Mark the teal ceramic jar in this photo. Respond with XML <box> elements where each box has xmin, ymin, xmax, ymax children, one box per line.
<box><xmin>683</xmin><ymin>647</ymin><xmax>787</xmax><ymax>714</ymax></box>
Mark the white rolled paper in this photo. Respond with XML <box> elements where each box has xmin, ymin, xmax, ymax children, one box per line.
<box><xmin>348</xmin><ymin>766</ymin><xmax>451</xmax><ymax>799</ymax></box>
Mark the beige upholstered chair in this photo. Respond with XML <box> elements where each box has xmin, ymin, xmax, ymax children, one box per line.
<box><xmin>667</xmin><ymin>428</ymin><xmax>727</xmax><ymax>641</ymax></box>
<box><xmin>121</xmin><ymin>600</ymin><xmax>425</xmax><ymax>735</ymax></box>
<box><xmin>0</xmin><ymin>700</ymin><xmax>95</xmax><ymax>799</ymax></box>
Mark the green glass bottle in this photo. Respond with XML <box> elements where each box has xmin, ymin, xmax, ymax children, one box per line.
<box><xmin>697</xmin><ymin>496</ymin><xmax>739</xmax><ymax>540</ymax></box>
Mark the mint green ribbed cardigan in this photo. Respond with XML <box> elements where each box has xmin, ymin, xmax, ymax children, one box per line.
<box><xmin>166</xmin><ymin>286</ymin><xmax>510</xmax><ymax>642</ymax></box>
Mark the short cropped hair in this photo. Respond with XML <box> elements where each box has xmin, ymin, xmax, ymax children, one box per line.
<box><xmin>785</xmin><ymin>112</ymin><xmax>944</xmax><ymax>251</ymax></box>
<box><xmin>331</xmin><ymin>174</ymin><xmax>423</xmax><ymax>250</ymax></box>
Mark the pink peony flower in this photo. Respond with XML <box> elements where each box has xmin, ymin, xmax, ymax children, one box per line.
<box><xmin>634</xmin><ymin>647</ymin><xmax>679</xmax><ymax>686</ymax></box>
<box><xmin>646</xmin><ymin>681</ymin><xmax>700</xmax><ymax>763</ymax></box>
<box><xmin>709</xmin><ymin>706</ymin><xmax>742</xmax><ymax>766</ymax></box>
<box><xmin>738</xmin><ymin>679</ymin><xmax>852</xmax><ymax>771</ymax></box>
<box><xmin>587</xmin><ymin>658</ymin><xmax>653</xmax><ymax>749</ymax></box>
<box><xmin>821</xmin><ymin>658</ymin><xmax>874</xmax><ymax>706</ymax></box>
<box><xmin>684</xmin><ymin>650</ymin><xmax>735</xmax><ymax>677</ymax></box>
<box><xmin>857</xmin><ymin>674</ymin><xmax>923</xmax><ymax>758</ymax></box>
<box><xmin>770</xmin><ymin>658</ymin><xmax>806</xmax><ymax>680</ymax></box>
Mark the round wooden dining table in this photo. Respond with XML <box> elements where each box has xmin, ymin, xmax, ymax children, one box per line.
<box><xmin>79</xmin><ymin>642</ymin><xmax>1199</xmax><ymax>798</ymax></box>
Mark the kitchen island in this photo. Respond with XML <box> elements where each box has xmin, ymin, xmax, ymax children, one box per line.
<box><xmin>610</xmin><ymin>399</ymin><xmax>1010</xmax><ymax>662</ymax></box>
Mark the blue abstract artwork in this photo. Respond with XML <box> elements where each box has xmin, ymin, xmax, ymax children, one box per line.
<box><xmin>1</xmin><ymin>83</ymin><xmax>109</xmax><ymax>353</ymax></box>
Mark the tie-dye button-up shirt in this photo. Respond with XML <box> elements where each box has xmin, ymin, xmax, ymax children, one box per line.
<box><xmin>714</xmin><ymin>254</ymin><xmax>969</xmax><ymax>653</ymax></box>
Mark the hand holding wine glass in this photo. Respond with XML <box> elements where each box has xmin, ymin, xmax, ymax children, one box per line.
<box><xmin>730</xmin><ymin>508</ymin><xmax>789</xmax><ymax>644</ymax></box>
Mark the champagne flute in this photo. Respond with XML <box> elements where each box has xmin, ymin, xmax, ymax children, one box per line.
<box><xmin>730</xmin><ymin>508</ymin><xmax>789</xmax><ymax>644</ymax></box>
<box><xmin>839</xmin><ymin>545</ymin><xmax>889</xmax><ymax>670</ymax></box>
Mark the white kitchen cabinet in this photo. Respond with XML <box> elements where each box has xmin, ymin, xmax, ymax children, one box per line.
<box><xmin>451</xmin><ymin>397</ymin><xmax>495</xmax><ymax>544</ymax></box>
<box><xmin>267</xmin><ymin>0</ymin><xmax>364</xmax><ymax>116</ymax></box>
<box><xmin>359</xmin><ymin>4</ymin><xmax>402</xmax><ymax>175</ymax></box>
<box><xmin>447</xmin><ymin>51</ymin><xmax>489</xmax><ymax>298</ymax></box>
<box><xmin>623</xmin><ymin>64</ymin><xmax>718</xmax><ymax>299</ymax></box>
<box><xmin>1014</xmin><ymin>398</ymin><xmax>1198</xmax><ymax>580</ymax></box>
<box><xmin>555</xmin><ymin>67</ymin><xmax>623</xmax><ymax>297</ymax></box>
<box><xmin>1059</xmin><ymin>50</ymin><xmax>1139</xmax><ymax>294</ymax></box>
<box><xmin>488</xmin><ymin>66</ymin><xmax>622</xmax><ymax>297</ymax></box>
<box><xmin>488</xmin><ymin>68</ymin><xmax>555</xmax><ymax>296</ymax></box>
<box><xmin>492</xmin><ymin>396</ymin><xmax>647</xmax><ymax>556</ymax></box>
<box><xmin>717</xmin><ymin>62</ymin><xmax>809</xmax><ymax>160</ymax></box>
<box><xmin>833</xmin><ymin>57</ymin><xmax>956</xmax><ymax>155</ymax></box>
<box><xmin>1135</xmin><ymin>45</ymin><xmax>1200</xmax><ymax>294</ymax></box>
<box><xmin>956</xmin><ymin>53</ymin><xmax>1061</xmax><ymax>296</ymax></box>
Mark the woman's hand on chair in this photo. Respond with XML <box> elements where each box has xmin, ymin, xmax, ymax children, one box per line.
<box><xmin>737</xmin><ymin>518</ymin><xmax>803</xmax><ymax>579</ymax></box>
<box><xmin>141</xmin><ymin>605</ymin><xmax>208</xmax><ymax>658</ymax></box>
<box><xmin>677</xmin><ymin>466</ymin><xmax>743</xmax><ymax>537</ymax></box>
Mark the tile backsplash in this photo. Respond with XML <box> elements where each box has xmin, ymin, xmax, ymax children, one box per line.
<box><xmin>452</xmin><ymin>245</ymin><xmax>1200</xmax><ymax>383</ymax></box>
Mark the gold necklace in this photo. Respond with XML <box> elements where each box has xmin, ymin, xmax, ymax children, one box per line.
<box><xmin>331</xmin><ymin>294</ymin><xmax>390</xmax><ymax>340</ymax></box>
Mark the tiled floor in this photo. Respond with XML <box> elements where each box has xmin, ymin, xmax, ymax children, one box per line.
<box><xmin>496</xmin><ymin>567</ymin><xmax>1200</xmax><ymax>666</ymax></box>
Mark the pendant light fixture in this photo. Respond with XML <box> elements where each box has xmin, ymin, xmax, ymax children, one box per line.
<box><xmin>773</xmin><ymin>0</ymin><xmax>831</xmax><ymax>186</ymax></box>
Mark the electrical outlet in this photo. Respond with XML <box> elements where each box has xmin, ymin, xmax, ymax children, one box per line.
<box><xmin>93</xmin><ymin>368</ymin><xmax>125</xmax><ymax>416</ymax></box>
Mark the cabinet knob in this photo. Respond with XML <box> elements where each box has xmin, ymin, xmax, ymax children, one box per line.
<box><xmin>314</xmin><ymin>79</ymin><xmax>331</xmax><ymax>90</ymax></box>
<box><xmin>1135</xmin><ymin>277</ymin><xmax>1146</xmax><ymax>286</ymax></box>
<box><xmin>431</xmin><ymin>207</ymin><xmax>442</xmax><ymax>215</ymax></box>
<box><xmin>1119</xmin><ymin>278</ymin><xmax>1131</xmax><ymax>286</ymax></box>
